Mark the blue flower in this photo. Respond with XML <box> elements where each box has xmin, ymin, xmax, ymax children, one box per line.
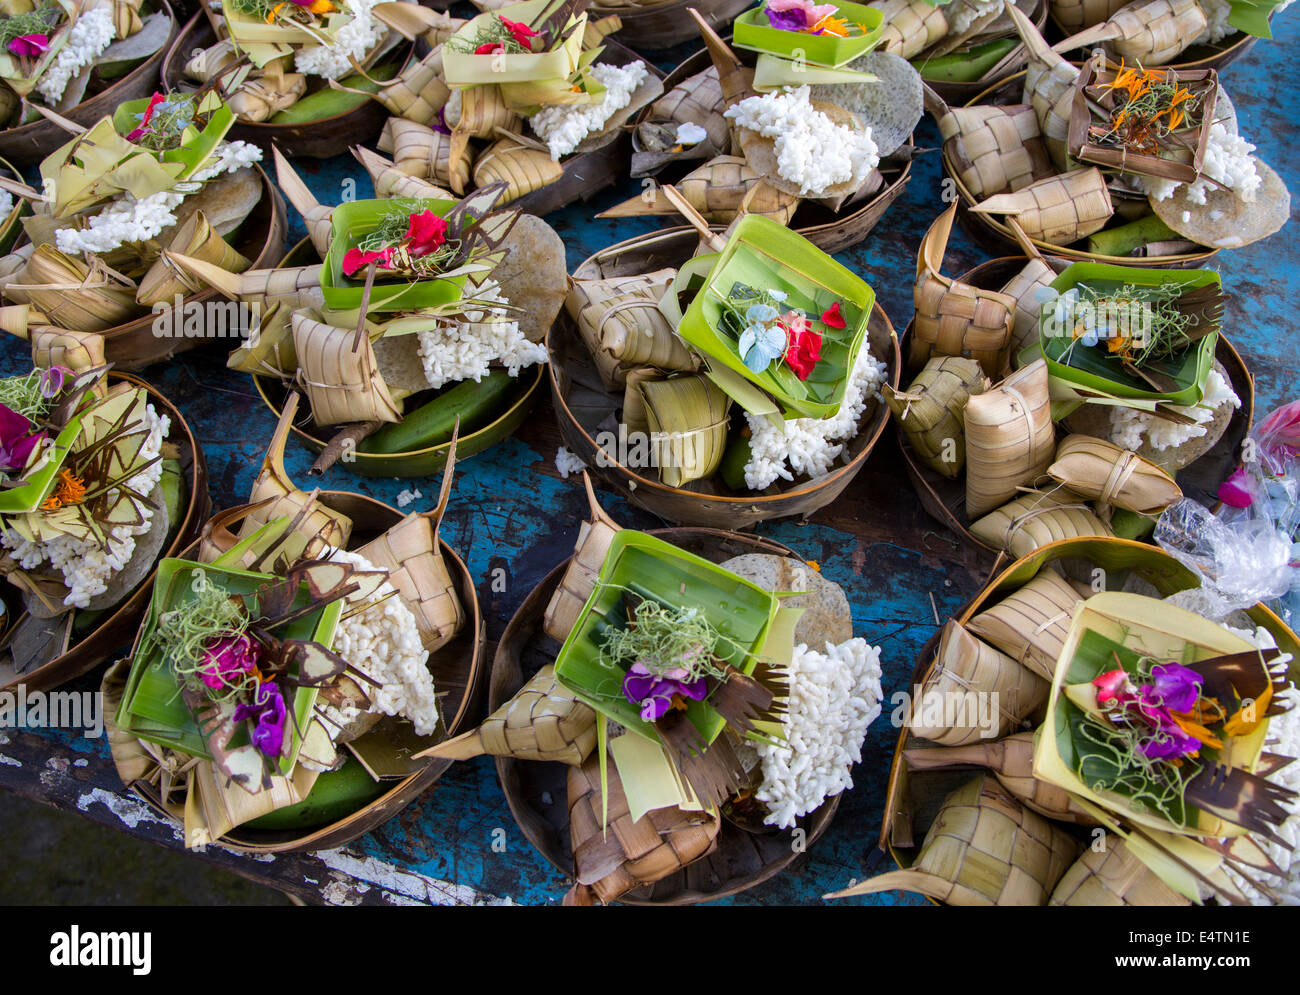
<box><xmin>746</xmin><ymin>303</ymin><xmax>779</xmax><ymax>324</ymax></box>
<box><xmin>739</xmin><ymin>322</ymin><xmax>787</xmax><ymax>373</ymax></box>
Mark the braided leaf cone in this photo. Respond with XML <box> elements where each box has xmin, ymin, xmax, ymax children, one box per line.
<box><xmin>649</xmin><ymin>65</ymin><xmax>730</xmax><ymax>151</ymax></box>
<box><xmin>939</xmin><ymin>104</ymin><xmax>1055</xmax><ymax>200</ymax></box>
<box><xmin>237</xmin><ymin>391</ymin><xmax>353</xmax><ymax>550</ymax></box>
<box><xmin>565</xmin><ymin>748</ymin><xmax>721</xmax><ymax>905</ymax></box>
<box><xmin>331</xmin><ymin>47</ymin><xmax>451</xmax><ymax>128</ymax></box>
<box><xmin>912</xmin><ymin>204</ymin><xmax>1016</xmax><ymax>378</ymax></box>
<box><xmin>828</xmin><ymin>773</ymin><xmax>1080</xmax><ymax>904</ymax></box>
<box><xmin>291</xmin><ymin>311</ymin><xmax>402</xmax><ymax>427</ymax></box>
<box><xmin>28</xmin><ymin>325</ymin><xmax>104</xmax><ymax>374</ymax></box>
<box><xmin>1001</xmin><ymin>255</ymin><xmax>1056</xmax><ymax>357</ymax></box>
<box><xmin>970</xmin><ymin>486</ymin><xmax>1115</xmax><ymax>559</ymax></box>
<box><xmin>353</xmin><ymin>438</ymin><xmax>464</xmax><ymax>653</ymax></box>
<box><xmin>566</xmin><ymin>268</ymin><xmax>696</xmax><ymax>389</ymax></box>
<box><xmin>872</xmin><ymin>0</ymin><xmax>949</xmax><ymax>58</ymax></box>
<box><xmin>964</xmin><ymin>358</ymin><xmax>1055</xmax><ymax>517</ymax></box>
<box><xmin>20</xmin><ymin>245</ymin><xmax>139</xmax><ymax>332</ymax></box>
<box><xmin>972</xmin><ymin>167</ymin><xmax>1114</xmax><ymax>245</ymax></box>
<box><xmin>543</xmin><ymin>473</ymin><xmax>621</xmax><ymax>643</ymax></box>
<box><xmin>968</xmin><ymin>566</ymin><xmax>1084</xmax><ymax>682</ymax></box>
<box><xmin>379</xmin><ymin>118</ymin><xmax>473</xmax><ymax>194</ymax></box>
<box><xmin>1050</xmin><ymin>833</ymin><xmax>1191</xmax><ymax>905</ymax></box>
<box><xmin>418</xmin><ymin>664</ymin><xmax>597</xmax><ymax>764</ymax></box>
<box><xmin>136</xmin><ymin>210</ymin><xmax>252</xmax><ymax>307</ymax></box>
<box><xmin>884</xmin><ymin>356</ymin><xmax>990</xmax><ymax>479</ymax></box>
<box><xmin>1054</xmin><ymin>0</ymin><xmax>1207</xmax><ymax>64</ymax></box>
<box><xmin>908</xmin><ymin>619</ymin><xmax>1050</xmax><ymax>746</ymax></box>
<box><xmin>353</xmin><ymin>147</ymin><xmax>454</xmax><ymax>201</ymax></box>
<box><xmin>600</xmin><ymin>155</ymin><xmax>800</xmax><ymax>224</ymax></box>
<box><xmin>906</xmin><ymin>732</ymin><xmax>1098</xmax><ymax>824</ymax></box>
<box><xmin>641</xmin><ymin>374</ymin><xmax>731</xmax><ymax>487</ymax></box>
<box><xmin>473</xmin><ymin>139</ymin><xmax>565</xmax><ymax>204</ymax></box>
<box><xmin>1007</xmin><ymin>1</ymin><xmax>1079</xmax><ymax>170</ymax></box>
<box><xmin>1049</xmin><ymin>0</ymin><xmax>1129</xmax><ymax>33</ymax></box>
<box><xmin>1047</xmin><ymin>434</ymin><xmax>1183</xmax><ymax>515</ymax></box>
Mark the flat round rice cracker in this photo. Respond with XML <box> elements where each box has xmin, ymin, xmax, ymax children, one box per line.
<box><xmin>810</xmin><ymin>50</ymin><xmax>922</xmax><ymax>158</ymax></box>
<box><xmin>738</xmin><ymin>100</ymin><xmax>867</xmax><ymax>198</ymax></box>
<box><xmin>1152</xmin><ymin>158</ymin><xmax>1289</xmax><ymax>249</ymax></box>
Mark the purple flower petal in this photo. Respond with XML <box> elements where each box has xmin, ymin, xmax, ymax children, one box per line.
<box><xmin>1147</xmin><ymin>663</ymin><xmax>1202</xmax><ymax>713</ymax></box>
<box><xmin>1218</xmin><ymin>466</ymin><xmax>1255</xmax><ymax>508</ymax></box>
<box><xmin>766</xmin><ymin>7</ymin><xmax>808</xmax><ymax>30</ymax></box>
<box><xmin>0</xmin><ymin>403</ymin><xmax>40</xmax><ymax>472</ymax></box>
<box><xmin>234</xmin><ymin>681</ymin><xmax>288</xmax><ymax>759</ymax></box>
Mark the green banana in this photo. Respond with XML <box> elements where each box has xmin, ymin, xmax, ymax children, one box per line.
<box><xmin>718</xmin><ymin>433</ymin><xmax>753</xmax><ymax>492</ymax></box>
<box><xmin>913</xmin><ymin>38</ymin><xmax>1018</xmax><ymax>83</ymax></box>
<box><xmin>1087</xmin><ymin>214</ymin><xmax>1183</xmax><ymax>257</ymax></box>
<box><xmin>360</xmin><ymin>370</ymin><xmax>520</xmax><ymax>455</ymax></box>
<box><xmin>269</xmin><ymin>63</ymin><xmax>400</xmax><ymax>124</ymax></box>
<box><xmin>244</xmin><ymin>759</ymin><xmax>388</xmax><ymax>830</ymax></box>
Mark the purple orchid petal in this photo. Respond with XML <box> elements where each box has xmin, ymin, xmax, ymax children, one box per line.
<box><xmin>39</xmin><ymin>365</ymin><xmax>69</xmax><ymax>399</ymax></box>
<box><xmin>0</xmin><ymin>404</ymin><xmax>41</xmax><ymax>472</ymax></box>
<box><xmin>233</xmin><ymin>681</ymin><xmax>288</xmax><ymax>758</ymax></box>
<box><xmin>676</xmin><ymin>677</ymin><xmax>710</xmax><ymax>701</ymax></box>
<box><xmin>766</xmin><ymin>7</ymin><xmax>808</xmax><ymax>30</ymax></box>
<box><xmin>199</xmin><ymin>633</ymin><xmax>259</xmax><ymax>690</ymax></box>
<box><xmin>1217</xmin><ymin>466</ymin><xmax>1256</xmax><ymax>508</ymax></box>
<box><xmin>1146</xmin><ymin>663</ymin><xmax>1203</xmax><ymax>713</ymax></box>
<box><xmin>7</xmin><ymin>34</ymin><xmax>49</xmax><ymax>57</ymax></box>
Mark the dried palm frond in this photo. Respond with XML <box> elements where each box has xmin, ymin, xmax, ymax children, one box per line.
<box><xmin>639</xmin><ymin>374</ymin><xmax>731</xmax><ymax>488</ymax></box>
<box><xmin>291</xmin><ymin>310</ymin><xmax>401</xmax><ymax>427</ymax></box>
<box><xmin>18</xmin><ymin>246</ymin><xmax>140</xmax><ymax>332</ymax></box>
<box><xmin>136</xmin><ymin>211</ymin><xmax>251</xmax><ymax>307</ymax></box>
<box><xmin>884</xmin><ymin>356</ymin><xmax>989</xmax><ymax>479</ymax></box>
<box><xmin>964</xmin><ymin>359</ymin><xmax>1055</xmax><ymax>517</ymax></box>
<box><xmin>352</xmin><ymin>146</ymin><xmax>454</xmax><ymax>201</ymax></box>
<box><xmin>543</xmin><ymin>473</ymin><xmax>621</xmax><ymax>643</ymax></box>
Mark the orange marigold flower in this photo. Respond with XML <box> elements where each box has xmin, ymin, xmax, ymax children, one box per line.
<box><xmin>41</xmin><ymin>469</ymin><xmax>87</xmax><ymax>511</ymax></box>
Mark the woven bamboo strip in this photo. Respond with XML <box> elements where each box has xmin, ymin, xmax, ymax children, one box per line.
<box><xmin>968</xmin><ymin>566</ymin><xmax>1083</xmax><ymax>681</ymax></box>
<box><xmin>938</xmin><ymin>104</ymin><xmax>1054</xmax><ymax>199</ymax></box>
<box><xmin>566</xmin><ymin>749</ymin><xmax>721</xmax><ymax>905</ymax></box>
<box><xmin>164</xmin><ymin>253</ymin><xmax>324</xmax><ymax>311</ymax></box>
<box><xmin>1007</xmin><ymin>2</ymin><xmax>1078</xmax><ymax>170</ymax></box>
<box><xmin>908</xmin><ymin>620</ymin><xmax>1049</xmax><ymax>745</ymax></box>
<box><xmin>905</xmin><ymin>732</ymin><xmax>1097</xmax><ymax>823</ymax></box>
<box><xmin>473</xmin><ymin>139</ymin><xmax>564</xmax><ymax>203</ymax></box>
<box><xmin>339</xmin><ymin>47</ymin><xmax>450</xmax><ymax>127</ymax></box>
<box><xmin>1050</xmin><ymin>833</ymin><xmax>1191</xmax><ymax>905</ymax></box>
<box><xmin>885</xmin><ymin>356</ymin><xmax>989</xmax><ymax>479</ymax></box>
<box><xmin>291</xmin><ymin>311</ymin><xmax>401</xmax><ymax>426</ymax></box>
<box><xmin>1048</xmin><ymin>433</ymin><xmax>1182</xmax><ymax>514</ymax></box>
<box><xmin>137</xmin><ymin>211</ymin><xmax>251</xmax><ymax>307</ymax></box>
<box><xmin>649</xmin><ymin>65</ymin><xmax>730</xmax><ymax>150</ymax></box>
<box><xmin>272</xmin><ymin>147</ymin><xmax>333</xmax><ymax>257</ymax></box>
<box><xmin>964</xmin><ymin>359</ymin><xmax>1055</xmax><ymax>517</ymax></box>
<box><xmin>543</xmin><ymin>473</ymin><xmax>621</xmax><ymax>643</ymax></box>
<box><xmin>970</xmin><ymin>486</ymin><xmax>1115</xmax><ymax>558</ymax></box>
<box><xmin>872</xmin><ymin>0</ymin><xmax>949</xmax><ymax>58</ymax></box>
<box><xmin>830</xmin><ymin>774</ymin><xmax>1080</xmax><ymax>904</ymax></box>
<box><xmin>1001</xmin><ymin>256</ymin><xmax>1056</xmax><ymax>356</ymax></box>
<box><xmin>971</xmin><ymin>167</ymin><xmax>1114</xmax><ymax>245</ymax></box>
<box><xmin>912</xmin><ymin>204</ymin><xmax>1016</xmax><ymax>377</ymax></box>
<box><xmin>418</xmin><ymin>664</ymin><xmax>597</xmax><ymax>764</ymax></box>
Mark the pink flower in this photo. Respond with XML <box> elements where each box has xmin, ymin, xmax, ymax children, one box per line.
<box><xmin>499</xmin><ymin>16</ymin><xmax>538</xmax><ymax>49</ymax></box>
<box><xmin>126</xmin><ymin>92</ymin><xmax>165</xmax><ymax>143</ymax></box>
<box><xmin>7</xmin><ymin>33</ymin><xmax>49</xmax><ymax>57</ymax></box>
<box><xmin>405</xmin><ymin>210</ymin><xmax>448</xmax><ymax>257</ymax></box>
<box><xmin>199</xmin><ymin>633</ymin><xmax>259</xmax><ymax>691</ymax></box>
<box><xmin>783</xmin><ymin>312</ymin><xmax>822</xmax><ymax>379</ymax></box>
<box><xmin>1092</xmin><ymin>668</ymin><xmax>1132</xmax><ymax>705</ymax></box>
<box><xmin>1217</xmin><ymin>466</ymin><xmax>1255</xmax><ymax>508</ymax></box>
<box><xmin>342</xmin><ymin>246</ymin><xmax>393</xmax><ymax>277</ymax></box>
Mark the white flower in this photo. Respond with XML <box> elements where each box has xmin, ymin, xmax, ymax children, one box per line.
<box><xmin>55</xmin><ymin>189</ymin><xmax>185</xmax><ymax>256</ymax></box>
<box><xmin>755</xmin><ymin>637</ymin><xmax>884</xmax><ymax>829</ymax></box>
<box><xmin>554</xmin><ymin>446</ymin><xmax>586</xmax><ymax>479</ymax></box>
<box><xmin>416</xmin><ymin>281</ymin><xmax>547</xmax><ymax>389</ymax></box>
<box><xmin>1108</xmin><ymin>368</ymin><xmax>1240</xmax><ymax>451</ymax></box>
<box><xmin>190</xmin><ymin>140</ymin><xmax>263</xmax><ymax>182</ymax></box>
<box><xmin>326</xmin><ymin>548</ymin><xmax>440</xmax><ymax>737</ymax></box>
<box><xmin>530</xmin><ymin>61</ymin><xmax>650</xmax><ymax>161</ymax></box>
<box><xmin>724</xmin><ymin>86</ymin><xmax>879</xmax><ymax>197</ymax></box>
<box><xmin>293</xmin><ymin>0</ymin><xmax>387</xmax><ymax>80</ymax></box>
<box><xmin>36</xmin><ymin>6</ymin><xmax>116</xmax><ymax>106</ymax></box>
<box><xmin>743</xmin><ymin>342</ymin><xmax>888</xmax><ymax>490</ymax></box>
<box><xmin>1192</xmin><ymin>0</ymin><xmax>1235</xmax><ymax>45</ymax></box>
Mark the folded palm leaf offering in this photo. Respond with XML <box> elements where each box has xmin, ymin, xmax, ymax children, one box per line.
<box><xmin>183</xmin><ymin>158</ymin><xmax>568</xmax><ymax>475</ymax></box>
<box><xmin>887</xmin><ymin>211</ymin><xmax>1249</xmax><ymax>555</ymax></box>
<box><xmin>105</xmin><ymin>414</ymin><xmax>475</xmax><ymax>848</ymax></box>
<box><xmin>611</xmin><ymin>6</ymin><xmax>919</xmax><ymax>247</ymax></box>
<box><xmin>425</xmin><ymin>480</ymin><xmax>884</xmax><ymax>903</ymax></box>
<box><xmin>0</xmin><ymin>89</ymin><xmax>275</xmax><ymax>355</ymax></box>
<box><xmin>560</xmin><ymin>214</ymin><xmax>894</xmax><ymax>518</ymax></box>
<box><xmin>837</xmin><ymin>537</ymin><xmax>1300</xmax><ymax>906</ymax></box>
<box><xmin>177</xmin><ymin>0</ymin><xmax>453</xmax><ymax>126</ymax></box>
<box><xmin>933</xmin><ymin>4</ymin><xmax>1290</xmax><ymax>260</ymax></box>
<box><xmin>0</xmin><ymin>0</ymin><xmax>173</xmax><ymax>133</ymax></box>
<box><xmin>0</xmin><ymin>362</ymin><xmax>191</xmax><ymax>678</ymax></box>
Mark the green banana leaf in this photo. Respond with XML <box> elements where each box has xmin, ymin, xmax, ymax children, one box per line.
<box><xmin>553</xmin><ymin>530</ymin><xmax>779</xmax><ymax>746</ymax></box>
<box><xmin>676</xmin><ymin>215</ymin><xmax>876</xmax><ymax>420</ymax></box>
<box><xmin>115</xmin><ymin>558</ymin><xmax>340</xmax><ymax>777</ymax></box>
<box><xmin>732</xmin><ymin>1</ymin><xmax>884</xmax><ymax>68</ymax></box>
<box><xmin>1038</xmin><ymin>262</ymin><xmax>1220</xmax><ymax>408</ymax></box>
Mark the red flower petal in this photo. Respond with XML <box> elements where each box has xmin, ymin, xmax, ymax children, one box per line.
<box><xmin>405</xmin><ymin>210</ymin><xmax>448</xmax><ymax>257</ymax></box>
<box><xmin>343</xmin><ymin>247</ymin><xmax>393</xmax><ymax>277</ymax></box>
<box><xmin>821</xmin><ymin>301</ymin><xmax>846</xmax><ymax>329</ymax></box>
<box><xmin>475</xmin><ymin>41</ymin><xmax>504</xmax><ymax>54</ymax></box>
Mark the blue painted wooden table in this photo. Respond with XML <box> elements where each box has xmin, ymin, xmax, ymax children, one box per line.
<box><xmin>0</xmin><ymin>14</ymin><xmax>1297</xmax><ymax>905</ymax></box>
